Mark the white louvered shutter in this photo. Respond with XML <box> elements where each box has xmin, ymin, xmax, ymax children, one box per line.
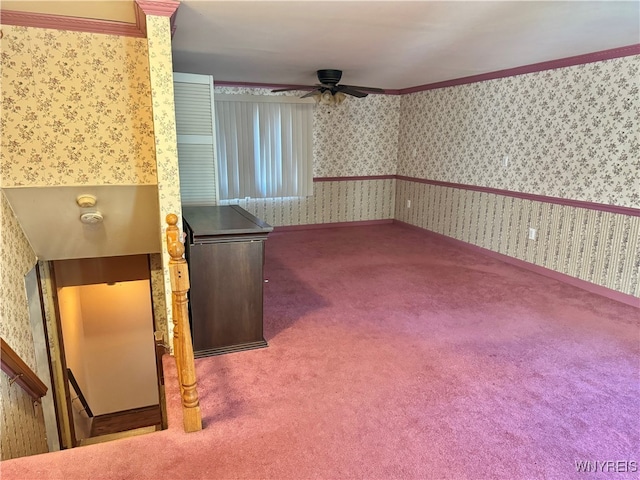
<box><xmin>173</xmin><ymin>73</ymin><xmax>218</xmax><ymax>205</ymax></box>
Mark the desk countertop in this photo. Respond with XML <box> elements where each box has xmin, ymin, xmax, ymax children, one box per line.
<box><xmin>182</xmin><ymin>205</ymin><xmax>273</xmax><ymax>238</ymax></box>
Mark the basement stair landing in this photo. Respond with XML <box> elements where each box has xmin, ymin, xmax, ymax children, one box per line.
<box><xmin>79</xmin><ymin>405</ymin><xmax>162</xmax><ymax>446</ymax></box>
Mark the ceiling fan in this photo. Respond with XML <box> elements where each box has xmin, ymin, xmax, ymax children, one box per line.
<box><xmin>272</xmin><ymin>69</ymin><xmax>384</xmax><ymax>103</ymax></box>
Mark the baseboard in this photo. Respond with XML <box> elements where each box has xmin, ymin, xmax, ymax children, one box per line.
<box><xmin>273</xmin><ymin>219</ymin><xmax>393</xmax><ymax>233</ymax></box>
<box><xmin>393</xmin><ymin>220</ymin><xmax>639</xmax><ymax>309</ymax></box>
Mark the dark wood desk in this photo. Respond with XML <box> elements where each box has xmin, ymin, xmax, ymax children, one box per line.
<box><xmin>182</xmin><ymin>205</ymin><xmax>273</xmax><ymax>357</ymax></box>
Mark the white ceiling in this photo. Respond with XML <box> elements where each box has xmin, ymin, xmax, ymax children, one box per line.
<box><xmin>3</xmin><ymin>186</ymin><xmax>161</xmax><ymax>261</ymax></box>
<box><xmin>171</xmin><ymin>1</ymin><xmax>640</xmax><ymax>90</ymax></box>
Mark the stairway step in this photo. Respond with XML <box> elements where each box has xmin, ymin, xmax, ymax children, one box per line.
<box><xmin>89</xmin><ymin>404</ymin><xmax>161</xmax><ymax>437</ymax></box>
<box><xmin>79</xmin><ymin>425</ymin><xmax>159</xmax><ymax>446</ymax></box>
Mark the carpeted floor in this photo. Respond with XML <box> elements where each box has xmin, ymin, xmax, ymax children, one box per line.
<box><xmin>3</xmin><ymin>224</ymin><xmax>639</xmax><ymax>479</ymax></box>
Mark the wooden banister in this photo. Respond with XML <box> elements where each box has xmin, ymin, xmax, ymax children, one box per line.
<box><xmin>1</xmin><ymin>337</ymin><xmax>48</xmax><ymax>402</ymax></box>
<box><xmin>165</xmin><ymin>213</ymin><xmax>202</xmax><ymax>432</ymax></box>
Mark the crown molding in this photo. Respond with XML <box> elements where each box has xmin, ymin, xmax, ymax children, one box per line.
<box><xmin>135</xmin><ymin>0</ymin><xmax>180</xmax><ymax>17</ymax></box>
<box><xmin>0</xmin><ymin>9</ymin><xmax>145</xmax><ymax>37</ymax></box>
<box><xmin>134</xmin><ymin>2</ymin><xmax>147</xmax><ymax>37</ymax></box>
<box><xmin>0</xmin><ymin>1</ymin><xmax>180</xmax><ymax>38</ymax></box>
<box><xmin>400</xmin><ymin>44</ymin><xmax>640</xmax><ymax>94</ymax></box>
<box><xmin>134</xmin><ymin>1</ymin><xmax>180</xmax><ymax>38</ymax></box>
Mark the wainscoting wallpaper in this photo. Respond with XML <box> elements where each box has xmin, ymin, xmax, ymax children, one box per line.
<box><xmin>0</xmin><ymin>25</ymin><xmax>156</xmax><ymax>187</ymax></box>
<box><xmin>0</xmin><ymin>192</ymin><xmax>48</xmax><ymax>460</ymax></box>
<box><xmin>0</xmin><ymin>373</ymin><xmax>49</xmax><ymax>460</ymax></box>
<box><xmin>395</xmin><ymin>180</ymin><xmax>640</xmax><ymax>298</ymax></box>
<box><xmin>398</xmin><ymin>55</ymin><xmax>640</xmax><ymax>208</ymax></box>
<box><xmin>219</xmin><ymin>179</ymin><xmax>396</xmax><ymax>227</ymax></box>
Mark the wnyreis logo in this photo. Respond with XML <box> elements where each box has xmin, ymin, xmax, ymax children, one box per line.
<box><xmin>575</xmin><ymin>460</ymin><xmax>638</xmax><ymax>473</ymax></box>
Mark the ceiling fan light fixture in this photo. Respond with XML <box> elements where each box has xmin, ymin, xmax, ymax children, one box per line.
<box><xmin>320</xmin><ymin>90</ymin><xmax>334</xmax><ymax>105</ymax></box>
<box><xmin>272</xmin><ymin>69</ymin><xmax>383</xmax><ymax>101</ymax></box>
<box><xmin>334</xmin><ymin>92</ymin><xmax>347</xmax><ymax>105</ymax></box>
<box><xmin>313</xmin><ymin>90</ymin><xmax>347</xmax><ymax>106</ymax></box>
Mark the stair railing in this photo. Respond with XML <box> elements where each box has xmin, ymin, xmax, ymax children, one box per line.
<box><xmin>165</xmin><ymin>213</ymin><xmax>202</xmax><ymax>432</ymax></box>
<box><xmin>0</xmin><ymin>337</ymin><xmax>48</xmax><ymax>403</ymax></box>
<box><xmin>67</xmin><ymin>368</ymin><xmax>93</xmax><ymax>418</ymax></box>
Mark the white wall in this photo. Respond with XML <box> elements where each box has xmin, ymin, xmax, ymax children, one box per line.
<box><xmin>58</xmin><ymin>285</ymin><xmax>93</xmax><ymax>439</ymax></box>
<box><xmin>58</xmin><ymin>287</ymin><xmax>90</xmax><ymax>398</ymax></box>
<box><xmin>79</xmin><ymin>281</ymin><xmax>158</xmax><ymax>415</ymax></box>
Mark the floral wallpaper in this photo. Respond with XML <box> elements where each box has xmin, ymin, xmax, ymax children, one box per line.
<box><xmin>0</xmin><ymin>192</ymin><xmax>48</xmax><ymax>459</ymax></box>
<box><xmin>313</xmin><ymin>94</ymin><xmax>400</xmax><ymax>177</ymax></box>
<box><xmin>0</xmin><ymin>193</ymin><xmax>37</xmax><ymax>366</ymax></box>
<box><xmin>146</xmin><ymin>15</ymin><xmax>183</xmax><ymax>350</ymax></box>
<box><xmin>0</xmin><ymin>25</ymin><xmax>156</xmax><ymax>187</ymax></box>
<box><xmin>398</xmin><ymin>55</ymin><xmax>640</xmax><ymax>208</ymax></box>
<box><xmin>395</xmin><ymin>181</ymin><xmax>640</xmax><ymax>298</ymax></box>
<box><xmin>213</xmin><ymin>86</ymin><xmax>401</xmax><ymax>177</ymax></box>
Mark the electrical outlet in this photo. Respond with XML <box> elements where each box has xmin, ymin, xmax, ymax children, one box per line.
<box><xmin>503</xmin><ymin>155</ymin><xmax>509</xmax><ymax>167</ymax></box>
<box><xmin>407</xmin><ymin>199</ymin><xmax>411</xmax><ymax>208</ymax></box>
<box><xmin>528</xmin><ymin>227</ymin><xmax>537</xmax><ymax>240</ymax></box>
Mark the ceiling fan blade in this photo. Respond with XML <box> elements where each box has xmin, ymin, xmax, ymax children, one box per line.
<box><xmin>271</xmin><ymin>86</ymin><xmax>316</xmax><ymax>93</ymax></box>
<box><xmin>300</xmin><ymin>89</ymin><xmax>322</xmax><ymax>98</ymax></box>
<box><xmin>336</xmin><ymin>86</ymin><xmax>368</xmax><ymax>98</ymax></box>
<box><xmin>339</xmin><ymin>84</ymin><xmax>385</xmax><ymax>93</ymax></box>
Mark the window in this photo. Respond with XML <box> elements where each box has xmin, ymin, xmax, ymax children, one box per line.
<box><xmin>215</xmin><ymin>94</ymin><xmax>313</xmax><ymax>200</ymax></box>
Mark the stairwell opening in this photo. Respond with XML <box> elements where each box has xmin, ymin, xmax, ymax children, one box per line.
<box><xmin>50</xmin><ymin>254</ymin><xmax>166</xmax><ymax>446</ymax></box>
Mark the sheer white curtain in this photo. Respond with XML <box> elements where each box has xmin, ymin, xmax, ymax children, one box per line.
<box><xmin>215</xmin><ymin>94</ymin><xmax>313</xmax><ymax>200</ymax></box>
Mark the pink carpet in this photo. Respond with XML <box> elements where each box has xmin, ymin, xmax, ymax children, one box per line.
<box><xmin>2</xmin><ymin>224</ymin><xmax>639</xmax><ymax>479</ymax></box>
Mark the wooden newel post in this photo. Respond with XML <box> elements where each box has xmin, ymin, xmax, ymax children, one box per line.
<box><xmin>166</xmin><ymin>213</ymin><xmax>202</xmax><ymax>432</ymax></box>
